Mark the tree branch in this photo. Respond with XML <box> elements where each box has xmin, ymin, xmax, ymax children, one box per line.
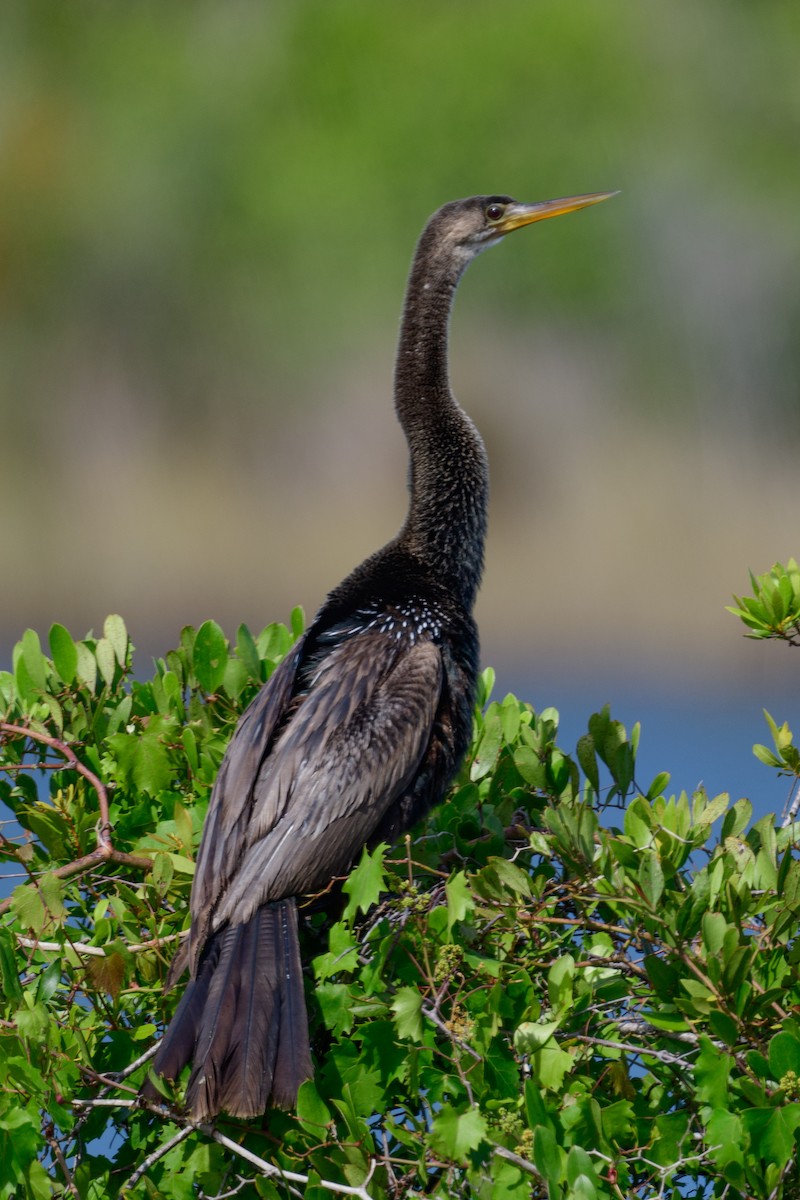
<box><xmin>0</xmin><ymin>721</ymin><xmax>152</xmax><ymax>916</ymax></box>
<box><xmin>119</xmin><ymin>1122</ymin><xmax>197</xmax><ymax>1192</ymax></box>
<box><xmin>0</xmin><ymin>722</ymin><xmax>112</xmax><ymax>843</ymax></box>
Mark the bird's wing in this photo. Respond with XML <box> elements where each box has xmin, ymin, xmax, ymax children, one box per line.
<box><xmin>185</xmin><ymin>635</ymin><xmax>308</xmax><ymax>966</ymax></box>
<box><xmin>207</xmin><ymin>631</ymin><xmax>443</xmax><ymax>929</ymax></box>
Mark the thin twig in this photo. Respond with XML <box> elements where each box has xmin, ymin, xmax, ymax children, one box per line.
<box><xmin>573</xmin><ymin>1033</ymin><xmax>693</xmax><ymax>1067</ymax></box>
<box><xmin>119</xmin><ymin>1122</ymin><xmax>197</xmax><ymax>1192</ymax></box>
<box><xmin>0</xmin><ymin>722</ymin><xmax>112</xmax><ymax>844</ymax></box>
<box><xmin>767</xmin><ymin>1155</ymin><xmax>796</xmax><ymax>1200</ymax></box>
<box><xmin>0</xmin><ymin>721</ymin><xmax>153</xmax><ymax>916</ymax></box>
<box><xmin>45</xmin><ymin>1128</ymin><xmax>81</xmax><ymax>1199</ymax></box>
<box><xmin>490</xmin><ymin>1143</ymin><xmax>543</xmax><ymax>1180</ymax></box>
<box><xmin>782</xmin><ymin>782</ymin><xmax>800</xmax><ymax>829</ymax></box>
<box><xmin>208</xmin><ymin>1129</ymin><xmax>378</xmax><ymax>1199</ymax></box>
<box><xmin>0</xmin><ymin>846</ymin><xmax>153</xmax><ymax>916</ymax></box>
<box><xmin>421</xmin><ymin>1003</ymin><xmax>481</xmax><ymax>1061</ymax></box>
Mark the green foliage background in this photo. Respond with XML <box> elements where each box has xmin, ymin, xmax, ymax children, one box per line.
<box><xmin>1</xmin><ymin>584</ymin><xmax>800</xmax><ymax>1197</ymax></box>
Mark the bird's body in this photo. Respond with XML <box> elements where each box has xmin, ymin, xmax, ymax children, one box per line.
<box><xmin>145</xmin><ymin>190</ymin><xmax>613</xmax><ymax>1120</ymax></box>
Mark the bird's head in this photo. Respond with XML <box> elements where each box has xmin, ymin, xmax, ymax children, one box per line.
<box><xmin>422</xmin><ymin>191</ymin><xmax>617</xmax><ymax>272</ymax></box>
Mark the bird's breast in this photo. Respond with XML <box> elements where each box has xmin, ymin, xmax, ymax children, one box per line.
<box><xmin>318</xmin><ymin>596</ymin><xmax>447</xmax><ymax>651</ymax></box>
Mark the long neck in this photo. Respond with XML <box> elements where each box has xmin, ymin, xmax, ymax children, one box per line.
<box><xmin>394</xmin><ymin>234</ymin><xmax>489</xmax><ymax>611</ymax></box>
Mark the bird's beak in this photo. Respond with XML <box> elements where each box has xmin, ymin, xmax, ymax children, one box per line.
<box><xmin>496</xmin><ymin>191</ymin><xmax>618</xmax><ymax>234</ymax></box>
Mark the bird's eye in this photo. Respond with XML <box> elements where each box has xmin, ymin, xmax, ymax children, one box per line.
<box><xmin>486</xmin><ymin>203</ymin><xmax>505</xmax><ymax>222</ymax></box>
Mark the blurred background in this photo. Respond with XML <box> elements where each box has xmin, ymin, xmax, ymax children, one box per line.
<box><xmin>2</xmin><ymin>1</ymin><xmax>798</xmax><ymax>812</ymax></box>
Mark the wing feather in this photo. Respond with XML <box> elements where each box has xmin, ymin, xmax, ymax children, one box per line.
<box><xmin>186</xmin><ymin>636</ymin><xmax>307</xmax><ymax>972</ymax></box>
<box><xmin>213</xmin><ymin>632</ymin><xmax>443</xmax><ymax>927</ymax></box>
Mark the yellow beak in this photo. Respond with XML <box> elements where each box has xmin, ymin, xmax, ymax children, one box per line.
<box><xmin>496</xmin><ymin>191</ymin><xmax>618</xmax><ymax>234</ymax></box>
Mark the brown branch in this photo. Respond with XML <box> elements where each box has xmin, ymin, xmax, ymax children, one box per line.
<box><xmin>1</xmin><ymin>722</ymin><xmax>112</xmax><ymax>844</ymax></box>
<box><xmin>0</xmin><ymin>722</ymin><xmax>152</xmax><ymax>916</ymax></box>
<box><xmin>44</xmin><ymin>1127</ymin><xmax>81</xmax><ymax>1199</ymax></box>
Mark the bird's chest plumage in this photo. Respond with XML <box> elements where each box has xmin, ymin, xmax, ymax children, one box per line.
<box><xmin>349</xmin><ymin>596</ymin><xmax>446</xmax><ymax>645</ymax></box>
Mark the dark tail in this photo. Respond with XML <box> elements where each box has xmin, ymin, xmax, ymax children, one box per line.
<box><xmin>142</xmin><ymin>899</ymin><xmax>312</xmax><ymax>1120</ymax></box>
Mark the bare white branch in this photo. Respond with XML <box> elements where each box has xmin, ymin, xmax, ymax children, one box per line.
<box><xmin>119</xmin><ymin>1122</ymin><xmax>197</xmax><ymax>1192</ymax></box>
<box><xmin>207</xmin><ymin>1129</ymin><xmax>378</xmax><ymax>1199</ymax></box>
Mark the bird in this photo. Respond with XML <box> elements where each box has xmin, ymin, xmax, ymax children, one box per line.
<box><xmin>143</xmin><ymin>190</ymin><xmax>615</xmax><ymax>1121</ymax></box>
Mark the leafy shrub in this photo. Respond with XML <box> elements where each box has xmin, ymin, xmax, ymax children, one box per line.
<box><xmin>0</xmin><ymin>591</ymin><xmax>799</xmax><ymax>1198</ymax></box>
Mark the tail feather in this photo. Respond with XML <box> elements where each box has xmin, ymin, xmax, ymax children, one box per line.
<box><xmin>271</xmin><ymin>901</ymin><xmax>313</xmax><ymax>1108</ymax></box>
<box><xmin>214</xmin><ymin>908</ymin><xmax>281</xmax><ymax>1117</ymax></box>
<box><xmin>184</xmin><ymin>923</ymin><xmax>246</xmax><ymax>1119</ymax></box>
<box><xmin>140</xmin><ymin>936</ymin><xmax>221</xmax><ymax>1104</ymax></box>
<box><xmin>142</xmin><ymin>899</ymin><xmax>312</xmax><ymax>1121</ymax></box>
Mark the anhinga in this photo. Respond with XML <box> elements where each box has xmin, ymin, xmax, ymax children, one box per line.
<box><xmin>145</xmin><ymin>191</ymin><xmax>614</xmax><ymax>1120</ymax></box>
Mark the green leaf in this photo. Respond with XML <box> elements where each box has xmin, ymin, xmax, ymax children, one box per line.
<box><xmin>49</xmin><ymin>623</ymin><xmax>78</xmax><ymax>683</ymax></box>
<box><xmin>296</xmin><ymin>1080</ymin><xmax>333</xmax><ymax>1134</ymax></box>
<box><xmin>708</xmin><ymin>1010</ymin><xmax>739</xmax><ymax>1048</ymax></box>
<box><xmin>16</xmin><ymin>628</ymin><xmax>47</xmax><ymax>700</ymax></box>
<box><xmin>754</xmin><ymin>743</ymin><xmax>783</xmax><ymax>768</ymax></box>
<box><xmin>639</xmin><ymin>849</ymin><xmax>664</xmax><ymax>907</ymax></box>
<box><xmin>150</xmin><ymin>852</ymin><xmax>174</xmax><ymax>895</ymax></box>
<box><xmin>706</xmin><ymin>1109</ymin><xmax>744</xmax><ymax>1169</ymax></box>
<box><xmin>23</xmin><ymin>627</ymin><xmax>48</xmax><ymax>689</ymax></box>
<box><xmin>769</xmin><ymin>1029</ymin><xmax>800</xmax><ymax>1078</ymax></box>
<box><xmin>476</xmin><ymin>666</ymin><xmax>495</xmax><ymax>708</ymax></box>
<box><xmin>547</xmin><ymin>954</ymin><xmax>574</xmax><ymax>1015</ymax></box>
<box><xmin>193</xmin><ymin>619</ymin><xmax>228</xmax><ymax>692</ymax></box>
<box><xmin>95</xmin><ymin>636</ymin><xmax>116</xmax><ymax>685</ymax></box>
<box><xmin>695</xmin><ymin>1036</ymin><xmax>732</xmax><ymax>1109</ymax></box>
<box><xmin>702</xmin><ymin>912</ymin><xmax>729</xmax><ymax>955</ymax></box>
<box><xmin>133</xmin><ymin>1022</ymin><xmax>157</xmax><ymax>1042</ymax></box>
<box><xmin>15</xmin><ymin>997</ymin><xmax>50</xmax><ymax>1042</ymax></box>
<box><xmin>575</xmin><ymin>734</ymin><xmax>599</xmax><ymax>793</ymax></box>
<box><xmin>445</xmin><ymin>870</ymin><xmax>473</xmax><ymax>933</ymax></box>
<box><xmin>471</xmin><ymin>703</ymin><xmax>504</xmax><ymax>780</ymax></box>
<box><xmin>646</xmin><ymin>770</ymin><xmax>670</xmax><ymax>800</ymax></box>
<box><xmin>342</xmin><ymin>843</ymin><xmax>387</xmax><ymax>921</ymax></box>
<box><xmin>391</xmin><ymin>986</ymin><xmax>423</xmax><ymax>1041</ymax></box>
<box><xmin>742</xmin><ymin>1105</ymin><xmax>800</xmax><ymax>1168</ymax></box>
<box><xmin>36</xmin><ymin>958</ymin><xmax>62</xmax><ymax>1004</ymax></box>
<box><xmin>75</xmin><ymin>641</ymin><xmax>98</xmax><ymax>691</ymax></box>
<box><xmin>478</xmin><ymin>856</ymin><xmax>532</xmax><ymax>899</ymax></box>
<box><xmin>290</xmin><ymin>605</ymin><xmax>305</xmax><ymax>641</ymax></box>
<box><xmin>567</xmin><ymin>1146</ymin><xmax>599</xmax><ymax>1194</ymax></box>
<box><xmin>533</xmin><ymin>1125</ymin><xmax>562</xmax><ymax>1190</ymax></box>
<box><xmin>0</xmin><ymin>929</ymin><xmax>23</xmax><ymax>1004</ymax></box>
<box><xmin>223</xmin><ymin>654</ymin><xmax>248</xmax><ymax>699</ymax></box>
<box><xmin>108</xmin><ymin>721</ymin><xmax>174</xmax><ymax>796</ymax></box>
<box><xmin>10</xmin><ymin>884</ymin><xmax>47</xmax><ymax>933</ymax></box>
<box><xmin>514</xmin><ymin>1021</ymin><xmax>559</xmax><ymax>1053</ymax></box>
<box><xmin>103</xmin><ymin>614</ymin><xmax>128</xmax><ymax>665</ymax></box>
<box><xmin>721</xmin><ymin>797</ymin><xmax>752</xmax><ymax>839</ymax></box>
<box><xmin>695</xmin><ymin>791</ymin><xmax>730</xmax><ymax>826</ymax></box>
<box><xmin>430</xmin><ymin>1103</ymin><xmax>487</xmax><ymax>1161</ymax></box>
<box><xmin>236</xmin><ymin>622</ymin><xmax>262</xmax><ymax>678</ymax></box>
<box><xmin>536</xmin><ymin>1044</ymin><xmax>575</xmax><ymax>1091</ymax></box>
